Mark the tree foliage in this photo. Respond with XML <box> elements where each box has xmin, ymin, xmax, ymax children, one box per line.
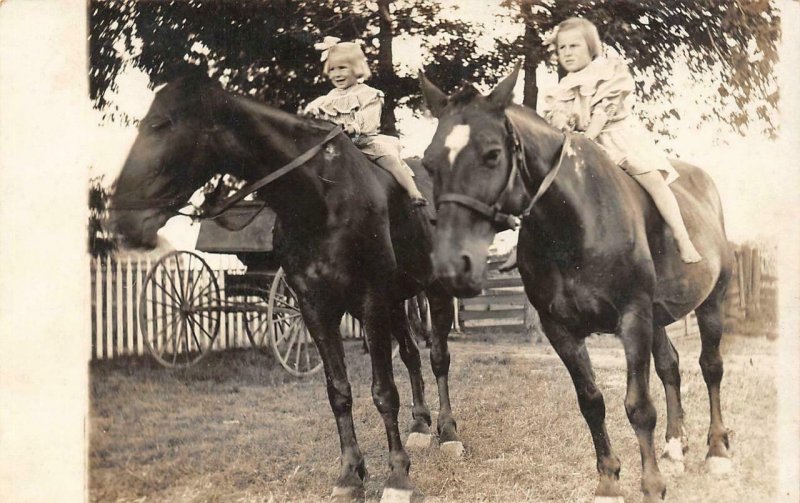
<box><xmin>89</xmin><ymin>0</ymin><xmax>494</xmax><ymax>127</ymax></box>
<box><xmin>90</xmin><ymin>1</ymin><xmax>780</xmax><ymax>137</ymax></box>
<box><xmin>501</xmin><ymin>0</ymin><xmax>781</xmax><ymax>136</ymax></box>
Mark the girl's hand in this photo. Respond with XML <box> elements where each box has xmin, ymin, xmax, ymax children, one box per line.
<box><xmin>549</xmin><ymin>112</ymin><xmax>569</xmax><ymax>131</ymax></box>
<box><xmin>344</xmin><ymin>124</ymin><xmax>357</xmax><ymax>135</ymax></box>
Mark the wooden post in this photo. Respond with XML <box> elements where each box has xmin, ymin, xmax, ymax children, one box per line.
<box><xmin>452</xmin><ymin>298</ymin><xmax>461</xmax><ymax>333</ymax></box>
<box><xmin>749</xmin><ymin>246</ymin><xmax>762</xmax><ymax>318</ymax></box>
<box><xmin>524</xmin><ymin>300</ymin><xmax>545</xmax><ymax>344</ymax></box>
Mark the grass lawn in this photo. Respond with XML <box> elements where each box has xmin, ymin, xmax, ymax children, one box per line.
<box><xmin>90</xmin><ymin>332</ymin><xmax>779</xmax><ymax>502</ymax></box>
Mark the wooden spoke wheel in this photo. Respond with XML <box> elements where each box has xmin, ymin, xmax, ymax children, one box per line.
<box><xmin>267</xmin><ymin>268</ymin><xmax>323</xmax><ymax>377</ymax></box>
<box><xmin>138</xmin><ymin>251</ymin><xmax>221</xmax><ymax>369</ymax></box>
<box><xmin>240</xmin><ymin>288</ymin><xmax>271</xmax><ymax>353</ymax></box>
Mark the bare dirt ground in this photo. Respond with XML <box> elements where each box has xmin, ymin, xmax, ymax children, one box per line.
<box><xmin>90</xmin><ymin>332</ymin><xmax>778</xmax><ymax>502</ymax></box>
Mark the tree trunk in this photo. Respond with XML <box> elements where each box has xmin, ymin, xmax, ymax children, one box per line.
<box><xmin>377</xmin><ymin>0</ymin><xmax>398</xmax><ymax>136</ymax></box>
<box><xmin>520</xmin><ymin>1</ymin><xmax>538</xmax><ymax>109</ymax></box>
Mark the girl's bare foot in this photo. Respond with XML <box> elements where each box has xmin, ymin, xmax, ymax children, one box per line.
<box><xmin>677</xmin><ymin>240</ymin><xmax>702</xmax><ymax>263</ymax></box>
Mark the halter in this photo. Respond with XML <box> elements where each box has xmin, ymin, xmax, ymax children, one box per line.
<box><xmin>110</xmin><ymin>125</ymin><xmax>344</xmax><ymax>223</ymax></box>
<box><xmin>436</xmin><ymin>116</ymin><xmax>571</xmax><ymax>232</ymax></box>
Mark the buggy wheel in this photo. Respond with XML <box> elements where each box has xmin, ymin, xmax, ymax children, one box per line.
<box><xmin>138</xmin><ymin>250</ymin><xmax>221</xmax><ymax>369</ymax></box>
<box><xmin>268</xmin><ymin>267</ymin><xmax>323</xmax><ymax>377</ymax></box>
<box><xmin>241</xmin><ymin>288</ymin><xmax>271</xmax><ymax>353</ymax></box>
<box><xmin>406</xmin><ymin>293</ymin><xmax>432</xmax><ymax>347</ymax></box>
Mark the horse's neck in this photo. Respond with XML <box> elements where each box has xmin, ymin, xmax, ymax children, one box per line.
<box><xmin>511</xmin><ymin>107</ymin><xmax>628</xmax><ymax>252</ymax></box>
<box><xmin>216</xmin><ymin>96</ymin><xmax>327</xmax><ymax>227</ymax></box>
<box><xmin>222</xmin><ymin>94</ymin><xmax>375</xmax><ymax>233</ymax></box>
<box><xmin>230</xmin><ymin>96</ymin><xmax>325</xmax><ymax>164</ymax></box>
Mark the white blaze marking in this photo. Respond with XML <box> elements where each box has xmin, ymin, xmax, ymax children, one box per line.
<box><xmin>564</xmin><ymin>139</ymin><xmax>578</xmax><ymax>159</ymax></box>
<box><xmin>444</xmin><ymin>125</ymin><xmax>471</xmax><ymax>167</ymax></box>
<box><xmin>324</xmin><ymin>143</ymin><xmax>339</xmax><ymax>161</ymax></box>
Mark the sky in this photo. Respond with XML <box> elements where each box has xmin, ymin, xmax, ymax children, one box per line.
<box><xmin>89</xmin><ymin>1</ymin><xmax>799</xmax><ymax>251</ymax></box>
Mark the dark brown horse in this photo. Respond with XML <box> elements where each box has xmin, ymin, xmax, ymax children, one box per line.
<box><xmin>420</xmin><ymin>67</ymin><xmax>733</xmax><ymax>502</ymax></box>
<box><xmin>108</xmin><ymin>73</ymin><xmax>462</xmax><ymax>503</ymax></box>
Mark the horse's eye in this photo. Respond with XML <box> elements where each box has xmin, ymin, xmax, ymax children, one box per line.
<box><xmin>483</xmin><ymin>148</ymin><xmax>502</xmax><ymax>166</ymax></box>
<box><xmin>150</xmin><ymin>117</ymin><xmax>173</xmax><ymax>131</ymax></box>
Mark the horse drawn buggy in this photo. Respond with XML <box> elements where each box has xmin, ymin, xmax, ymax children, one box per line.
<box><xmin>138</xmin><ymin>201</ymin><xmax>415</xmax><ymax>375</ymax></box>
<box><xmin>137</xmin><ymin>201</ymin><xmax>324</xmax><ymax>375</ymax></box>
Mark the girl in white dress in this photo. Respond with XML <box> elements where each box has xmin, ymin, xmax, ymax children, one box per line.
<box><xmin>305</xmin><ymin>37</ymin><xmax>427</xmax><ymax>206</ymax></box>
<box><xmin>543</xmin><ymin>18</ymin><xmax>701</xmax><ymax>263</ymax></box>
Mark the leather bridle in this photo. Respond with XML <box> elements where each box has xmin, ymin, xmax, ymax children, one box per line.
<box><xmin>436</xmin><ymin>116</ymin><xmax>571</xmax><ymax>232</ymax></box>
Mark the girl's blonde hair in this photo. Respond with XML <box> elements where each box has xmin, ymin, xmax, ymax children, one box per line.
<box><xmin>323</xmin><ymin>42</ymin><xmax>372</xmax><ymax>80</ymax></box>
<box><xmin>556</xmin><ymin>17</ymin><xmax>603</xmax><ymax>59</ymax></box>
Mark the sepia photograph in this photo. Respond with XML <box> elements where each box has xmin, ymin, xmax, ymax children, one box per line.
<box><xmin>1</xmin><ymin>1</ymin><xmax>798</xmax><ymax>502</ymax></box>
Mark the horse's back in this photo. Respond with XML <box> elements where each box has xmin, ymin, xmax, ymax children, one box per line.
<box><xmin>648</xmin><ymin>160</ymin><xmax>733</xmax><ymax>323</ymax></box>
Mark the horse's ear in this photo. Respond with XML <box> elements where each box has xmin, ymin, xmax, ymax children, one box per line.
<box><xmin>419</xmin><ymin>70</ymin><xmax>448</xmax><ymax>118</ymax></box>
<box><xmin>488</xmin><ymin>62</ymin><xmax>521</xmax><ymax>110</ymax></box>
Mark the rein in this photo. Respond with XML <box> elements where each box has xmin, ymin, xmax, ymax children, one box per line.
<box><xmin>111</xmin><ymin>125</ymin><xmax>344</xmax><ymax>221</ymax></box>
<box><xmin>436</xmin><ymin>117</ymin><xmax>571</xmax><ymax>232</ymax></box>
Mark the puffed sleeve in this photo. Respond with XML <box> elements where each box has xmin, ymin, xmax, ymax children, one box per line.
<box><xmin>351</xmin><ymin>86</ymin><xmax>383</xmax><ymax>136</ymax></box>
<box><xmin>588</xmin><ymin>58</ymin><xmax>635</xmax><ymax>121</ymax></box>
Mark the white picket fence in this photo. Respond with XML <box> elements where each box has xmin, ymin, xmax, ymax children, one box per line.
<box><xmin>89</xmin><ymin>254</ymin><xmax>365</xmax><ymax>361</ymax></box>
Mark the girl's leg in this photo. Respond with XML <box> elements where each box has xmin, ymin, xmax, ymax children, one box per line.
<box><xmin>375</xmin><ymin>156</ymin><xmax>428</xmax><ymax>206</ymax></box>
<box><xmin>631</xmin><ymin>169</ymin><xmax>702</xmax><ymax>263</ymax></box>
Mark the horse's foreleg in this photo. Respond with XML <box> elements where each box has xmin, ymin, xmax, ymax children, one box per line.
<box><xmin>618</xmin><ymin>306</ymin><xmax>666</xmax><ymax>502</ymax></box>
<box><xmin>540</xmin><ymin>315</ymin><xmax>622</xmax><ymax>502</ymax></box>
<box><xmin>390</xmin><ymin>302</ymin><xmax>433</xmax><ymax>449</ymax></box>
<box><xmin>696</xmin><ymin>286</ymin><xmax>732</xmax><ymax>474</ymax></box>
<box><xmin>363</xmin><ymin>291</ymin><xmax>418</xmax><ymax>502</ymax></box>
<box><xmin>301</xmin><ymin>303</ymin><xmax>367</xmax><ymax>503</ymax></box>
<box><xmin>652</xmin><ymin>325</ymin><xmax>687</xmax><ymax>474</ymax></box>
<box><xmin>426</xmin><ymin>283</ymin><xmax>463</xmax><ymax>457</ymax></box>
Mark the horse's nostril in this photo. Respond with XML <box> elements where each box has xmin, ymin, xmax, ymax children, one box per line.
<box><xmin>460</xmin><ymin>254</ymin><xmax>472</xmax><ymax>275</ymax></box>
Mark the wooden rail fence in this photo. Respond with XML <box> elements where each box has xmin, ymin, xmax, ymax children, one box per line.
<box><xmin>456</xmin><ymin>242</ymin><xmax>776</xmax><ymax>338</ymax></box>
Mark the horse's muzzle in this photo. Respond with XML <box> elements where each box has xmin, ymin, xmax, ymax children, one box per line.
<box><xmin>108</xmin><ymin>209</ymin><xmax>164</xmax><ymax>251</ymax></box>
<box><xmin>432</xmin><ymin>249</ymin><xmax>484</xmax><ymax>298</ymax></box>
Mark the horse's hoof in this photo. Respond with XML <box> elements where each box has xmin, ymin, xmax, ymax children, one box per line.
<box><xmin>663</xmin><ymin>438</ymin><xmax>684</xmax><ymax>461</ymax></box>
<box><xmin>439</xmin><ymin>440</ymin><xmax>464</xmax><ymax>458</ymax></box>
<box><xmin>660</xmin><ymin>438</ymin><xmax>685</xmax><ymax>476</ymax></box>
<box><xmin>406</xmin><ymin>432</ymin><xmax>434</xmax><ymax>451</ymax></box>
<box><xmin>593</xmin><ymin>497</ymin><xmax>625</xmax><ymax>503</ymax></box>
<box><xmin>380</xmin><ymin>487</ymin><xmax>424</xmax><ymax>503</ymax></box>
<box><xmin>332</xmin><ymin>485</ymin><xmax>365</xmax><ymax>503</ymax></box>
<box><xmin>705</xmin><ymin>456</ymin><xmax>733</xmax><ymax>475</ymax></box>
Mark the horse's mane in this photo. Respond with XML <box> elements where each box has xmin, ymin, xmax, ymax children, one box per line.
<box><xmin>159</xmin><ymin>71</ymin><xmax>332</xmax><ymax>135</ymax></box>
<box><xmin>231</xmin><ymin>93</ymin><xmax>331</xmax><ymax>135</ymax></box>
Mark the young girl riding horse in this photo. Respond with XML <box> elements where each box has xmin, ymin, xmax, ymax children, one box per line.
<box><xmin>305</xmin><ymin>37</ymin><xmax>428</xmax><ymax>206</ymax></box>
<box><xmin>543</xmin><ymin>17</ymin><xmax>702</xmax><ymax>263</ymax></box>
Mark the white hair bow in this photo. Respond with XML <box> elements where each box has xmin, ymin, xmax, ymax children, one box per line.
<box><xmin>314</xmin><ymin>36</ymin><xmax>341</xmax><ymax>62</ymax></box>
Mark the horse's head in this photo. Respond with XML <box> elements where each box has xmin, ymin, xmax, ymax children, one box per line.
<box><xmin>420</xmin><ymin>66</ymin><xmax>526</xmax><ymax>296</ymax></box>
<box><xmin>109</xmin><ymin>72</ymin><xmax>224</xmax><ymax>249</ymax></box>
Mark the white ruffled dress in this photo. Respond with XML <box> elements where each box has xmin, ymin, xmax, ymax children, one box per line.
<box><xmin>542</xmin><ymin>57</ymin><xmax>677</xmax><ymax>182</ymax></box>
<box><xmin>304</xmin><ymin>84</ymin><xmax>413</xmax><ymax>176</ymax></box>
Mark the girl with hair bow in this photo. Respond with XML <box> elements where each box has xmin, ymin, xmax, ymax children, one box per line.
<box><xmin>305</xmin><ymin>37</ymin><xmax>428</xmax><ymax>206</ymax></box>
